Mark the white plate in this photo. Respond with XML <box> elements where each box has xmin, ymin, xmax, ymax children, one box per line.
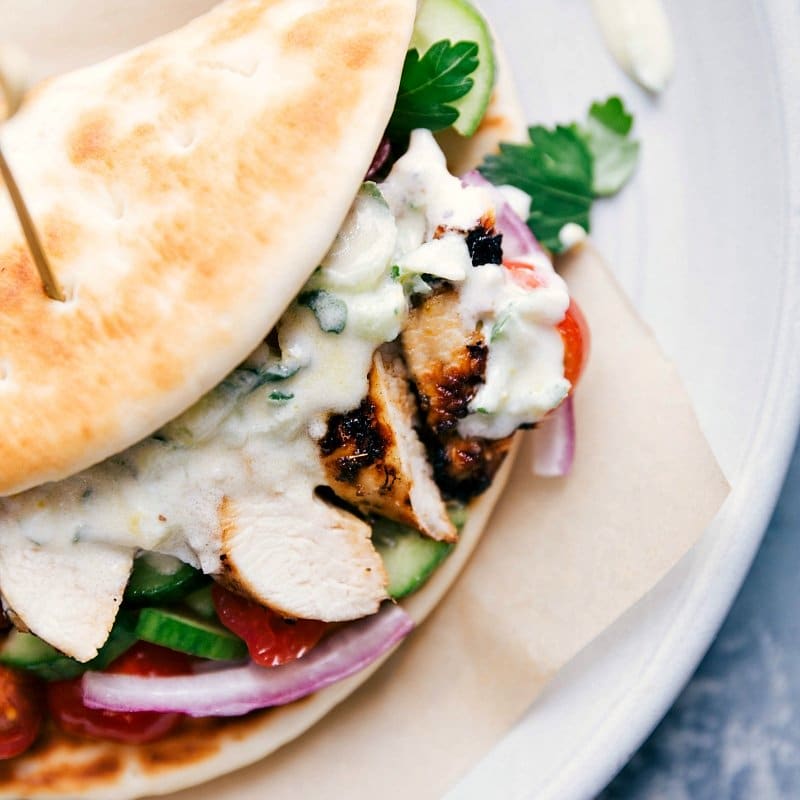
<box><xmin>447</xmin><ymin>1</ymin><xmax>800</xmax><ymax>797</ymax></box>
<box><xmin>4</xmin><ymin>1</ymin><xmax>799</xmax><ymax>797</ymax></box>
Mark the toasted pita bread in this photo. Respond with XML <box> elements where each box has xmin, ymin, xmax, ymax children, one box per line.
<box><xmin>0</xmin><ymin>0</ymin><xmax>416</xmax><ymax>496</ymax></box>
<box><xmin>0</xmin><ymin>16</ymin><xmax>531</xmax><ymax>800</ymax></box>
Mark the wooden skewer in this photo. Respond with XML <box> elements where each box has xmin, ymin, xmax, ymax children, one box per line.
<box><xmin>0</xmin><ymin>44</ymin><xmax>64</xmax><ymax>302</ymax></box>
<box><xmin>0</xmin><ymin>145</ymin><xmax>65</xmax><ymax>302</ymax></box>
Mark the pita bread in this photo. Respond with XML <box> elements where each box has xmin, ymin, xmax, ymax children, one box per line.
<box><xmin>0</xmin><ymin>0</ymin><xmax>416</xmax><ymax>496</ymax></box>
<box><xmin>0</xmin><ymin>15</ymin><xmax>531</xmax><ymax>800</ymax></box>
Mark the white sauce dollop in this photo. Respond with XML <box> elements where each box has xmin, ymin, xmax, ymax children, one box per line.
<box><xmin>497</xmin><ymin>184</ymin><xmax>532</xmax><ymax>221</ymax></box>
<box><xmin>380</xmin><ymin>129</ymin><xmax>494</xmax><ymax>240</ymax></box>
<box><xmin>591</xmin><ymin>0</ymin><xmax>675</xmax><ymax>93</ymax></box>
<box><xmin>459</xmin><ymin>265</ymin><xmax>570</xmax><ymax>439</ymax></box>
<box><xmin>559</xmin><ymin>222</ymin><xmax>588</xmax><ymax>252</ymax></box>
<box><xmin>382</xmin><ymin>130</ymin><xmax>572</xmax><ymax>441</ymax></box>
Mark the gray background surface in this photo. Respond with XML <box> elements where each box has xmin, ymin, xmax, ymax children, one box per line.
<box><xmin>601</xmin><ymin>433</ymin><xmax>800</xmax><ymax>799</ymax></box>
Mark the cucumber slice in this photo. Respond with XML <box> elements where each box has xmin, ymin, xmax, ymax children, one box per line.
<box><xmin>125</xmin><ymin>553</ymin><xmax>205</xmax><ymax>604</ymax></box>
<box><xmin>181</xmin><ymin>585</ymin><xmax>217</xmax><ymax>621</ymax></box>
<box><xmin>411</xmin><ymin>0</ymin><xmax>496</xmax><ymax>137</ymax></box>
<box><xmin>0</xmin><ymin>611</ymin><xmax>138</xmax><ymax>681</ymax></box>
<box><xmin>85</xmin><ymin>611</ymin><xmax>140</xmax><ymax>671</ymax></box>
<box><xmin>372</xmin><ymin>518</ymin><xmax>453</xmax><ymax>599</ymax></box>
<box><xmin>447</xmin><ymin>501</ymin><xmax>469</xmax><ymax>533</ymax></box>
<box><xmin>135</xmin><ymin>608</ymin><xmax>247</xmax><ymax>661</ymax></box>
<box><xmin>0</xmin><ymin>632</ymin><xmax>76</xmax><ymax>680</ymax></box>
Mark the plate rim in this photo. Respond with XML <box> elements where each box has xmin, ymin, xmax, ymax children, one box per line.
<box><xmin>532</xmin><ymin>0</ymin><xmax>800</xmax><ymax>795</ymax></box>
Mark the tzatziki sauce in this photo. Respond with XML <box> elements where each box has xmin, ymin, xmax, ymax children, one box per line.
<box><xmin>1</xmin><ymin>130</ymin><xmax>572</xmax><ymax>576</ymax></box>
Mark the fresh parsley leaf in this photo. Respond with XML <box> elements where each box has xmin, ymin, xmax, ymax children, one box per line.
<box><xmin>479</xmin><ymin>125</ymin><xmax>594</xmax><ymax>252</ymax></box>
<box><xmin>477</xmin><ymin>96</ymin><xmax>639</xmax><ymax>251</ymax></box>
<box><xmin>388</xmin><ymin>40</ymin><xmax>479</xmax><ymax>138</ymax></box>
<box><xmin>268</xmin><ymin>391</ymin><xmax>294</xmax><ymax>402</ymax></box>
<box><xmin>490</xmin><ymin>308</ymin><xmax>512</xmax><ymax>343</ymax></box>
<box><xmin>298</xmin><ymin>290</ymin><xmax>347</xmax><ymax>334</ymax></box>
<box><xmin>588</xmin><ymin>96</ymin><xmax>633</xmax><ymax>136</ymax></box>
<box><xmin>577</xmin><ymin>96</ymin><xmax>639</xmax><ymax>197</ymax></box>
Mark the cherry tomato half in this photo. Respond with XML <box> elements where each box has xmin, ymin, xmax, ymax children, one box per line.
<box><xmin>46</xmin><ymin>643</ymin><xmax>192</xmax><ymax>745</ymax></box>
<box><xmin>558</xmin><ymin>298</ymin><xmax>590</xmax><ymax>388</ymax></box>
<box><xmin>0</xmin><ymin>665</ymin><xmax>43</xmax><ymax>759</ymax></box>
<box><xmin>212</xmin><ymin>585</ymin><xmax>328</xmax><ymax>667</ymax></box>
<box><xmin>504</xmin><ymin>259</ymin><xmax>543</xmax><ymax>291</ymax></box>
<box><xmin>503</xmin><ymin>260</ymin><xmax>590</xmax><ymax>390</ymax></box>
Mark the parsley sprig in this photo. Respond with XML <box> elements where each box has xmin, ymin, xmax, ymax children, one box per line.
<box><xmin>388</xmin><ymin>40</ymin><xmax>479</xmax><ymax>138</ymax></box>
<box><xmin>577</xmin><ymin>97</ymin><xmax>640</xmax><ymax>197</ymax></box>
<box><xmin>479</xmin><ymin>96</ymin><xmax>640</xmax><ymax>252</ymax></box>
<box><xmin>481</xmin><ymin>126</ymin><xmax>594</xmax><ymax>253</ymax></box>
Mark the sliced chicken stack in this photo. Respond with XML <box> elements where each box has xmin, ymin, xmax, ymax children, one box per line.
<box><xmin>217</xmin><ymin>492</ymin><xmax>388</xmax><ymax>623</ymax></box>
<box><xmin>401</xmin><ymin>286</ymin><xmax>514</xmax><ymax>500</ymax></box>
<box><xmin>319</xmin><ymin>347</ymin><xmax>457</xmax><ymax>543</ymax></box>
<box><xmin>0</xmin><ymin>537</ymin><xmax>133</xmax><ymax>662</ymax></box>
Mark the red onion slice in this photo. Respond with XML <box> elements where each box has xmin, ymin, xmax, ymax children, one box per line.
<box><xmin>532</xmin><ymin>396</ymin><xmax>576</xmax><ymax>477</ymax></box>
<box><xmin>365</xmin><ymin>136</ymin><xmax>392</xmax><ymax>180</ymax></box>
<box><xmin>461</xmin><ymin>170</ymin><xmax>545</xmax><ymax>259</ymax></box>
<box><xmin>82</xmin><ymin>604</ymin><xmax>414</xmax><ymax>717</ymax></box>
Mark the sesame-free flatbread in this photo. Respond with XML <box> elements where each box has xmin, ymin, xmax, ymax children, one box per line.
<box><xmin>0</xmin><ymin>0</ymin><xmax>415</xmax><ymax>496</ymax></box>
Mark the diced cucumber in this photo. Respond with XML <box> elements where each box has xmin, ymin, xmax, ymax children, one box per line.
<box><xmin>0</xmin><ymin>631</ymin><xmax>79</xmax><ymax>681</ymax></box>
<box><xmin>181</xmin><ymin>585</ymin><xmax>217</xmax><ymax>621</ymax></box>
<box><xmin>372</xmin><ymin>518</ymin><xmax>453</xmax><ymax>599</ymax></box>
<box><xmin>125</xmin><ymin>553</ymin><xmax>206</xmax><ymax>604</ymax></box>
<box><xmin>159</xmin><ymin>358</ymin><xmax>300</xmax><ymax>446</ymax></box>
<box><xmin>315</xmin><ymin>183</ymin><xmax>396</xmax><ymax>292</ymax></box>
<box><xmin>447</xmin><ymin>501</ymin><xmax>469</xmax><ymax>532</ymax></box>
<box><xmin>85</xmin><ymin>611</ymin><xmax>140</xmax><ymax>671</ymax></box>
<box><xmin>0</xmin><ymin>611</ymin><xmax>138</xmax><ymax>681</ymax></box>
<box><xmin>298</xmin><ymin>290</ymin><xmax>348</xmax><ymax>334</ymax></box>
<box><xmin>412</xmin><ymin>0</ymin><xmax>496</xmax><ymax>136</ymax></box>
<box><xmin>135</xmin><ymin>608</ymin><xmax>247</xmax><ymax>661</ymax></box>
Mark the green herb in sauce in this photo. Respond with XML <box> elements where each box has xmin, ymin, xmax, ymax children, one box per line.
<box><xmin>298</xmin><ymin>290</ymin><xmax>348</xmax><ymax>334</ymax></box>
<box><xmin>268</xmin><ymin>391</ymin><xmax>294</xmax><ymax>403</ymax></box>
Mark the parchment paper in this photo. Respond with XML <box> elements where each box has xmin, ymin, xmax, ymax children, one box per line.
<box><xmin>165</xmin><ymin>245</ymin><xmax>727</xmax><ymax>800</ymax></box>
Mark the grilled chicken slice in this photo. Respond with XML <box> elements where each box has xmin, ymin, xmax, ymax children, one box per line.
<box><xmin>401</xmin><ymin>286</ymin><xmax>513</xmax><ymax>500</ymax></box>
<box><xmin>402</xmin><ymin>287</ymin><xmax>487</xmax><ymax>433</ymax></box>
<box><xmin>0</xmin><ymin>535</ymin><xmax>133</xmax><ymax>662</ymax></box>
<box><xmin>217</xmin><ymin>491</ymin><xmax>387</xmax><ymax>621</ymax></box>
<box><xmin>319</xmin><ymin>349</ymin><xmax>456</xmax><ymax>542</ymax></box>
<box><xmin>432</xmin><ymin>435</ymin><xmax>515</xmax><ymax>500</ymax></box>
